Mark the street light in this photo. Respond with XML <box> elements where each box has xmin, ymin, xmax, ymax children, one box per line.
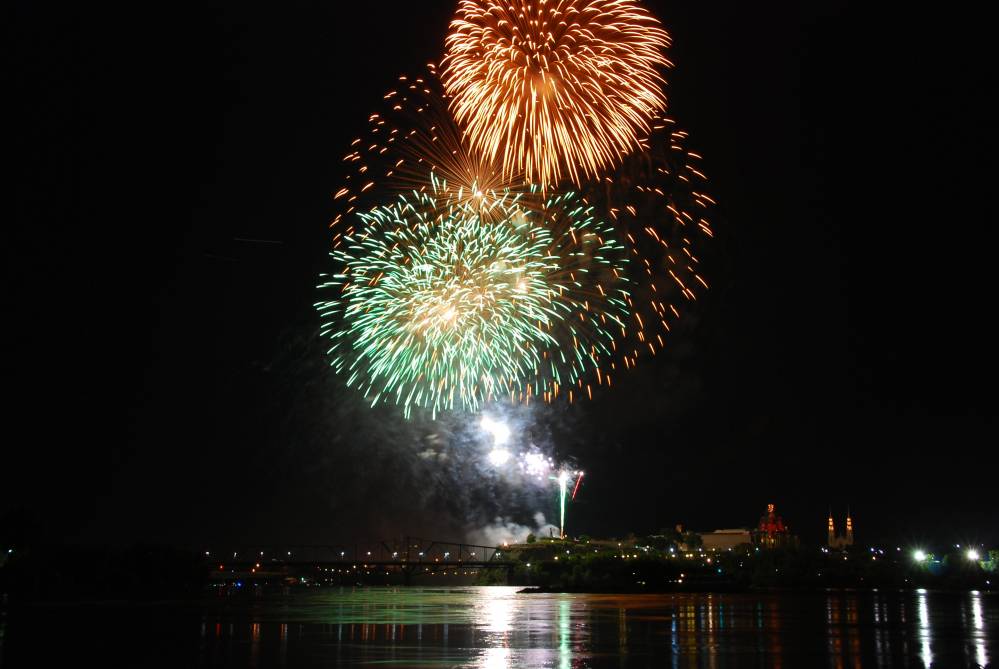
<box><xmin>967</xmin><ymin>549</ymin><xmax>981</xmax><ymax>561</ymax></box>
<box><xmin>913</xmin><ymin>550</ymin><xmax>927</xmax><ymax>562</ymax></box>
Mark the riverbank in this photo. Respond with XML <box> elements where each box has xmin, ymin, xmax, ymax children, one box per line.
<box><xmin>479</xmin><ymin>538</ymin><xmax>997</xmax><ymax>593</ymax></box>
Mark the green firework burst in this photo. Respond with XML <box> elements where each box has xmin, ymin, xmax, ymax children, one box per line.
<box><xmin>316</xmin><ymin>176</ymin><xmax>629</xmax><ymax>416</ymax></box>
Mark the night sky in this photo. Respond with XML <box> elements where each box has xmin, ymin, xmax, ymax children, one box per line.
<box><xmin>6</xmin><ymin>2</ymin><xmax>995</xmax><ymax>550</ymax></box>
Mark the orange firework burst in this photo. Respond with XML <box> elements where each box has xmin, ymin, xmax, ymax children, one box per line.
<box><xmin>442</xmin><ymin>0</ymin><xmax>670</xmax><ymax>190</ymax></box>
<box><xmin>584</xmin><ymin>114</ymin><xmax>714</xmax><ymax>371</ymax></box>
<box><xmin>330</xmin><ymin>64</ymin><xmax>535</xmax><ymax>246</ymax></box>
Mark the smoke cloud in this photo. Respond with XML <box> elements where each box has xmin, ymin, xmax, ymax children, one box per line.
<box><xmin>466</xmin><ymin>512</ymin><xmax>559</xmax><ymax>546</ymax></box>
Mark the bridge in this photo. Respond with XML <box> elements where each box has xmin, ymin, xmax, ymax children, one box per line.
<box><xmin>205</xmin><ymin>537</ymin><xmax>516</xmax><ymax>583</ymax></box>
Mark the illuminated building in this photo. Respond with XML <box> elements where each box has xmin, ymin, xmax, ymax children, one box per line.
<box><xmin>752</xmin><ymin>503</ymin><xmax>799</xmax><ymax>549</ymax></box>
<box><xmin>827</xmin><ymin>507</ymin><xmax>854</xmax><ymax>550</ymax></box>
<box><xmin>699</xmin><ymin>529</ymin><xmax>753</xmax><ymax>551</ymax></box>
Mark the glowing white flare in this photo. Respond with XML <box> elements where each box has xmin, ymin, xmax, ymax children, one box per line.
<box><xmin>488</xmin><ymin>448</ymin><xmax>512</xmax><ymax>466</ymax></box>
<box><xmin>480</xmin><ymin>416</ymin><xmax>511</xmax><ymax>446</ymax></box>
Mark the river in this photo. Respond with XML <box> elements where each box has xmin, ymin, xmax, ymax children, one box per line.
<box><xmin>1</xmin><ymin>587</ymin><xmax>996</xmax><ymax>667</ymax></box>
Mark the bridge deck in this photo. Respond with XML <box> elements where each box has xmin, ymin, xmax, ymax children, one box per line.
<box><xmin>225</xmin><ymin>560</ymin><xmax>513</xmax><ymax>568</ymax></box>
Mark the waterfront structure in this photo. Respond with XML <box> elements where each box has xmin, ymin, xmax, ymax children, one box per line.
<box><xmin>752</xmin><ymin>503</ymin><xmax>799</xmax><ymax>548</ymax></box>
<box><xmin>827</xmin><ymin>508</ymin><xmax>854</xmax><ymax>550</ymax></box>
<box><xmin>699</xmin><ymin>528</ymin><xmax>753</xmax><ymax>551</ymax></box>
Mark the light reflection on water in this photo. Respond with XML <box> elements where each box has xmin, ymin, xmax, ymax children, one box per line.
<box><xmin>1</xmin><ymin>587</ymin><xmax>997</xmax><ymax>667</ymax></box>
<box><xmin>190</xmin><ymin>587</ymin><xmax>999</xmax><ymax>668</ymax></box>
<box><xmin>971</xmin><ymin>590</ymin><xmax>988</xmax><ymax>667</ymax></box>
<box><xmin>917</xmin><ymin>588</ymin><xmax>932</xmax><ymax>666</ymax></box>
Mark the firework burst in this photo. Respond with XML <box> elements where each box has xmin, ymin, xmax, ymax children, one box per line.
<box><xmin>331</xmin><ymin>64</ymin><xmax>532</xmax><ymax>243</ymax></box>
<box><xmin>586</xmin><ymin>115</ymin><xmax>715</xmax><ymax>371</ymax></box>
<box><xmin>442</xmin><ymin>0</ymin><xmax>670</xmax><ymax>190</ymax></box>
<box><xmin>317</xmin><ymin>176</ymin><xmax>629</xmax><ymax>416</ymax></box>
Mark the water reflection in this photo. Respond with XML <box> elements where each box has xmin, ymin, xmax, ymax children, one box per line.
<box><xmin>971</xmin><ymin>591</ymin><xmax>988</xmax><ymax>667</ymax></box>
<box><xmin>873</xmin><ymin>594</ymin><xmax>891</xmax><ymax>668</ymax></box>
<box><xmin>2</xmin><ymin>587</ymin><xmax>996</xmax><ymax>667</ymax></box>
<box><xmin>278</xmin><ymin>622</ymin><xmax>287</xmax><ymax>667</ymax></box>
<box><xmin>475</xmin><ymin>588</ymin><xmax>516</xmax><ymax>669</ymax></box>
<box><xmin>827</xmin><ymin>594</ymin><xmax>841</xmax><ymax>664</ymax></box>
<box><xmin>558</xmin><ymin>597</ymin><xmax>570</xmax><ymax>669</ymax></box>
<box><xmin>477</xmin><ymin>587</ymin><xmax>516</xmax><ymax>634</ymax></box>
<box><xmin>917</xmin><ymin>589</ymin><xmax>932</xmax><ymax>667</ymax></box>
<box><xmin>479</xmin><ymin>646</ymin><xmax>510</xmax><ymax>669</ymax></box>
<box><xmin>671</xmin><ymin>612</ymin><xmax>680</xmax><ymax>669</ymax></box>
<box><xmin>249</xmin><ymin>621</ymin><xmax>260</xmax><ymax>668</ymax></box>
<box><xmin>706</xmin><ymin>597</ymin><xmax>718</xmax><ymax>669</ymax></box>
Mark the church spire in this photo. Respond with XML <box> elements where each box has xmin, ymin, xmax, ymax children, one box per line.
<box><xmin>827</xmin><ymin>507</ymin><xmax>835</xmax><ymax>546</ymax></box>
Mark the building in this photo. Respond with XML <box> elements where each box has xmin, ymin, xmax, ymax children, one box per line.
<box><xmin>699</xmin><ymin>528</ymin><xmax>753</xmax><ymax>551</ymax></box>
<box><xmin>827</xmin><ymin>508</ymin><xmax>854</xmax><ymax>550</ymax></box>
<box><xmin>752</xmin><ymin>503</ymin><xmax>799</xmax><ymax>548</ymax></box>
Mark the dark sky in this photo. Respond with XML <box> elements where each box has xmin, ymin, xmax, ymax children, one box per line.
<box><xmin>6</xmin><ymin>2</ymin><xmax>995</xmax><ymax>550</ymax></box>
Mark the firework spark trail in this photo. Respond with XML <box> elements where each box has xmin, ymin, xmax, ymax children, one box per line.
<box><xmin>443</xmin><ymin>0</ymin><xmax>670</xmax><ymax>190</ymax></box>
<box><xmin>553</xmin><ymin>469</ymin><xmax>583</xmax><ymax>537</ymax></box>
<box><xmin>584</xmin><ymin>114</ymin><xmax>715</xmax><ymax>369</ymax></box>
<box><xmin>558</xmin><ymin>471</ymin><xmax>569</xmax><ymax>537</ymax></box>
<box><xmin>322</xmin><ymin>2</ymin><xmax>714</xmax><ymax>415</ymax></box>
<box><xmin>330</xmin><ymin>64</ymin><xmax>533</xmax><ymax>241</ymax></box>
<box><xmin>317</xmin><ymin>176</ymin><xmax>630</xmax><ymax>416</ymax></box>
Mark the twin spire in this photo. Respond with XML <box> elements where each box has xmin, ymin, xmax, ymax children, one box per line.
<box><xmin>827</xmin><ymin>507</ymin><xmax>854</xmax><ymax>549</ymax></box>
